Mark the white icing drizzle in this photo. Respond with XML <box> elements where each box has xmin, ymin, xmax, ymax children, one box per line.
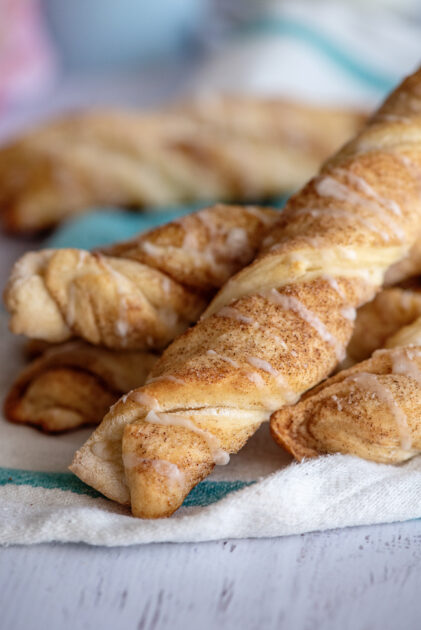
<box><xmin>112</xmin><ymin>388</ymin><xmax>154</xmax><ymax>409</ymax></box>
<box><xmin>183</xmin><ymin>228</ymin><xmax>200</xmax><ymax>250</ymax></box>
<box><xmin>122</xmin><ymin>453</ymin><xmax>185</xmax><ymax>486</ymax></box>
<box><xmin>144</xmin><ymin>409</ymin><xmax>230</xmax><ymax>465</ymax></box>
<box><xmin>396</xmin><ymin>153</ymin><xmax>420</xmax><ymax>175</ymax></box>
<box><xmin>195</xmin><ymin>209</ymin><xmax>217</xmax><ymax>233</ymax></box>
<box><xmin>179</xmin><ymin>210</ymin><xmax>240</xmax><ymax>278</ymax></box>
<box><xmin>337</xmin><ymin>169</ymin><xmax>402</xmax><ymax>216</ymax></box>
<box><xmin>244</xmin><ymin>206</ymin><xmax>276</xmax><ymax>226</ymax></box>
<box><xmin>225</xmin><ymin>227</ymin><xmax>250</xmax><ymax>251</ymax></box>
<box><xmin>207</xmin><ymin>349</ymin><xmax>265</xmax><ymax>387</ymax></box>
<box><xmin>201</xmin><ymin>250</ymin><xmax>231</xmax><ymax>278</ymax></box>
<box><xmin>376</xmin><ymin>114</ymin><xmax>411</xmax><ymax>124</ymax></box>
<box><xmin>391</xmin><ymin>347</ymin><xmax>421</xmax><ymax>385</ymax></box>
<box><xmin>246</xmin><ymin>355</ymin><xmax>280</xmax><ymax>378</ymax></box>
<box><xmin>315</xmin><ymin>173</ymin><xmax>405</xmax><ymax>241</ymax></box>
<box><xmin>349</xmin><ymin>372</ymin><xmax>412</xmax><ymax>451</ymax></box>
<box><xmin>330</xmin><ymin>394</ymin><xmax>343</xmax><ymax>411</ymax></box>
<box><xmin>263</xmin><ymin>289</ymin><xmax>344</xmax><ymax>360</ymax></box>
<box><xmin>246</xmin><ymin>355</ymin><xmax>292</xmax><ymax>393</ymax></box>
<box><xmin>141</xmin><ymin>240</ymin><xmax>162</xmax><ymax>257</ymax></box>
<box><xmin>120</xmin><ymin>392</ymin><xmax>130</xmax><ymax>405</ymax></box>
<box><xmin>216</xmin><ymin>306</ymin><xmax>255</xmax><ymax>325</ymax></box>
<box><xmin>130</xmin><ymin>390</ymin><xmax>160</xmax><ymax>409</ymax></box>
<box><xmin>146</xmin><ymin>375</ymin><xmax>186</xmax><ymax>385</ymax></box>
<box><xmin>161</xmin><ymin>276</ymin><xmax>172</xmax><ymax>294</ymax></box>
<box><xmin>392</xmin><ymin>153</ymin><xmax>421</xmax><ymax>197</ymax></box>
<box><xmin>115</xmin><ymin>314</ymin><xmax>129</xmax><ymax>339</ymax></box>
<box><xmin>302</xmin><ymin>236</ymin><xmax>324</xmax><ymax>248</ymax></box>
<box><xmin>244</xmin><ymin>371</ymin><xmax>266</xmax><ymax>387</ymax></box>
<box><xmin>207</xmin><ymin>350</ymin><xmax>295</xmax><ymax>403</ymax></box>
<box><xmin>272</xmin><ymin>335</ymin><xmax>289</xmax><ymax>351</ymax></box>
<box><xmin>76</xmin><ymin>250</ymin><xmax>88</xmax><ymax>270</ymax></box>
<box><xmin>184</xmin><ymin>231</ymin><xmax>229</xmax><ymax>277</ymax></box>
<box><xmin>215</xmin><ymin>306</ymin><xmax>288</xmax><ymax>351</ymax></box>
<box><xmin>96</xmin><ymin>255</ymin><xmax>131</xmax><ymax>342</ymax></box>
<box><xmin>207</xmin><ymin>349</ymin><xmax>241</xmax><ymax>368</ymax></box>
<box><xmin>323</xmin><ymin>275</ymin><xmax>346</xmax><ymax>299</ymax></box>
<box><xmin>295</xmin><ymin>207</ymin><xmax>391</xmax><ymax>242</ymax></box>
<box><xmin>341</xmin><ymin>307</ymin><xmax>356</xmax><ymax>322</ymax></box>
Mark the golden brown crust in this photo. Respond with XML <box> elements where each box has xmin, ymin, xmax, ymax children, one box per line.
<box><xmin>0</xmin><ymin>99</ymin><xmax>365</xmax><ymax>233</ymax></box>
<box><xmin>4</xmin><ymin>204</ymin><xmax>278</xmax><ymax>350</ymax></box>
<box><xmin>4</xmin><ymin>342</ymin><xmax>158</xmax><ymax>433</ymax></box>
<box><xmin>270</xmin><ymin>341</ymin><xmax>421</xmax><ymax>464</ymax></box>
<box><xmin>72</xmin><ymin>68</ymin><xmax>421</xmax><ymax>518</ymax></box>
<box><xmin>271</xmin><ymin>281</ymin><xmax>421</xmax><ymax>464</ymax></box>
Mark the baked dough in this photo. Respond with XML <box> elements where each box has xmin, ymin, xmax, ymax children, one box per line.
<box><xmin>271</xmin><ymin>315</ymin><xmax>421</xmax><ymax>464</ymax></box>
<box><xmin>346</xmin><ymin>284</ymin><xmax>421</xmax><ymax>364</ymax></box>
<box><xmin>0</xmin><ymin>98</ymin><xmax>365</xmax><ymax>232</ymax></box>
<box><xmin>4</xmin><ymin>204</ymin><xmax>278</xmax><ymax>349</ymax></box>
<box><xmin>71</xmin><ymin>68</ymin><xmax>421</xmax><ymax>517</ymax></box>
<box><xmin>4</xmin><ymin>342</ymin><xmax>158</xmax><ymax>432</ymax></box>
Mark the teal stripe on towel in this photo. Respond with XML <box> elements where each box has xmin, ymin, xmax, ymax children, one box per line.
<box><xmin>238</xmin><ymin>17</ymin><xmax>397</xmax><ymax>93</ymax></box>
<box><xmin>0</xmin><ymin>468</ymin><xmax>254</xmax><ymax>507</ymax></box>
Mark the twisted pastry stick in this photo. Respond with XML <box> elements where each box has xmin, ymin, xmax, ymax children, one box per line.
<box><xmin>4</xmin><ymin>342</ymin><xmax>158</xmax><ymax>433</ymax></box>
<box><xmin>71</xmin><ymin>68</ymin><xmax>421</xmax><ymax>518</ymax></box>
<box><xmin>345</xmin><ymin>284</ymin><xmax>421</xmax><ymax>364</ymax></box>
<box><xmin>4</xmin><ymin>204</ymin><xmax>278</xmax><ymax>350</ymax></box>
<box><xmin>271</xmin><ymin>314</ymin><xmax>421</xmax><ymax>464</ymax></box>
<box><xmin>0</xmin><ymin>98</ymin><xmax>365</xmax><ymax>232</ymax></box>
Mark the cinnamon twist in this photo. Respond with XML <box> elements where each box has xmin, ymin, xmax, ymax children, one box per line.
<box><xmin>72</xmin><ymin>68</ymin><xmax>421</xmax><ymax>517</ymax></box>
<box><xmin>4</xmin><ymin>204</ymin><xmax>278</xmax><ymax>350</ymax></box>
<box><xmin>4</xmin><ymin>342</ymin><xmax>158</xmax><ymax>433</ymax></box>
<box><xmin>0</xmin><ymin>99</ymin><xmax>364</xmax><ymax>232</ymax></box>
<box><xmin>271</xmin><ymin>313</ymin><xmax>421</xmax><ymax>464</ymax></box>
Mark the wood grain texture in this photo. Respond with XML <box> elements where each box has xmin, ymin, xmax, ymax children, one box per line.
<box><xmin>1</xmin><ymin>521</ymin><xmax>421</xmax><ymax>630</ymax></box>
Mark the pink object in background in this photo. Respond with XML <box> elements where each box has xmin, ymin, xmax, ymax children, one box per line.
<box><xmin>0</xmin><ymin>0</ymin><xmax>56</xmax><ymax>108</ymax></box>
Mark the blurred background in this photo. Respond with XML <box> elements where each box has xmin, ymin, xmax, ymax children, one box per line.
<box><xmin>1</xmin><ymin>0</ymin><xmax>421</xmax><ymax>140</ymax></box>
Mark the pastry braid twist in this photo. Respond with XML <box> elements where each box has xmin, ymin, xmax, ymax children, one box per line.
<box><xmin>271</xmin><ymin>311</ymin><xmax>421</xmax><ymax>464</ymax></box>
<box><xmin>71</xmin><ymin>68</ymin><xmax>421</xmax><ymax>517</ymax></box>
<box><xmin>4</xmin><ymin>204</ymin><xmax>278</xmax><ymax>350</ymax></box>
<box><xmin>0</xmin><ymin>99</ymin><xmax>364</xmax><ymax>232</ymax></box>
<box><xmin>4</xmin><ymin>342</ymin><xmax>158</xmax><ymax>433</ymax></box>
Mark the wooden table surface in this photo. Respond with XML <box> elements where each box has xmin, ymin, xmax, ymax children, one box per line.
<box><xmin>1</xmin><ymin>518</ymin><xmax>421</xmax><ymax>630</ymax></box>
<box><xmin>1</xmin><ymin>66</ymin><xmax>421</xmax><ymax>630</ymax></box>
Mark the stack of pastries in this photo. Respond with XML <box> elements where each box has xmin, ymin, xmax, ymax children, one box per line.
<box><xmin>4</xmin><ymin>69</ymin><xmax>421</xmax><ymax>519</ymax></box>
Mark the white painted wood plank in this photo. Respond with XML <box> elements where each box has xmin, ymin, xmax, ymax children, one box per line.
<box><xmin>1</xmin><ymin>520</ymin><xmax>421</xmax><ymax>630</ymax></box>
